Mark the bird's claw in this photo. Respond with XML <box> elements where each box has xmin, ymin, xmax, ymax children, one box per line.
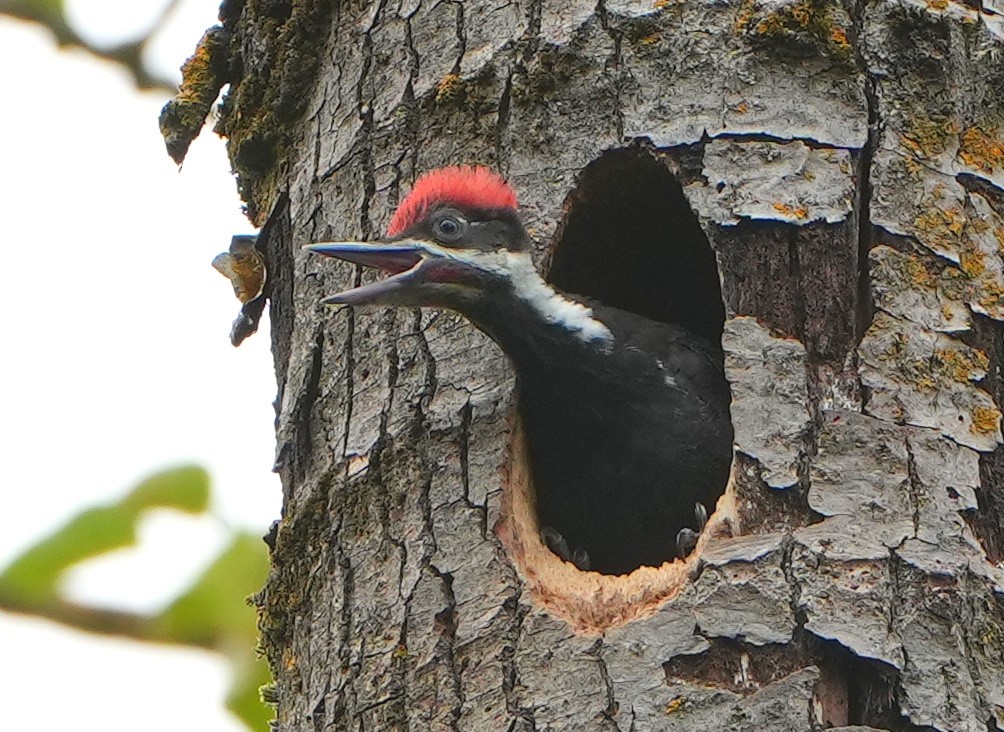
<box><xmin>541</xmin><ymin>526</ymin><xmax>571</xmax><ymax>560</ymax></box>
<box><xmin>695</xmin><ymin>502</ymin><xmax>708</xmax><ymax>531</ymax></box>
<box><xmin>676</xmin><ymin>527</ymin><xmax>700</xmax><ymax>558</ymax></box>
<box><xmin>541</xmin><ymin>526</ymin><xmax>590</xmax><ymax>570</ymax></box>
<box><xmin>675</xmin><ymin>503</ymin><xmax>709</xmax><ymax>558</ymax></box>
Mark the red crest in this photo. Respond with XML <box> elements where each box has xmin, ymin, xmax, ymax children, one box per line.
<box><xmin>387</xmin><ymin>166</ymin><xmax>518</xmax><ymax>237</ymax></box>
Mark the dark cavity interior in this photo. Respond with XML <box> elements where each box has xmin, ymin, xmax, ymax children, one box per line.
<box><xmin>547</xmin><ymin>148</ymin><xmax>726</xmax><ymax>345</ymax></box>
<box><xmin>535</xmin><ymin>147</ymin><xmax>731</xmax><ymax>574</ymax></box>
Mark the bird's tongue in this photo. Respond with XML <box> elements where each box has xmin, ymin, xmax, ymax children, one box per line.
<box><xmin>303</xmin><ymin>242</ymin><xmax>425</xmax><ymax>306</ymax></box>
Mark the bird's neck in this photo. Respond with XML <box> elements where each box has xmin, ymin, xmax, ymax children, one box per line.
<box><xmin>460</xmin><ymin>258</ymin><xmax>614</xmax><ymax>369</ymax></box>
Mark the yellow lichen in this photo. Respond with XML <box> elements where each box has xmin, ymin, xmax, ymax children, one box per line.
<box><xmin>899</xmin><ymin>114</ymin><xmax>956</xmax><ymax>161</ymax></box>
<box><xmin>934</xmin><ymin>346</ymin><xmax>989</xmax><ymax>383</ymax></box>
<box><xmin>970</xmin><ymin>217</ymin><xmax>991</xmax><ymax>236</ymax></box>
<box><xmin>902</xmin><ymin>254</ymin><xmax>936</xmax><ymax>288</ymax></box>
<box><xmin>891</xmin><ymin>353</ymin><xmax>938</xmax><ymax>391</ymax></box>
<box><xmin>879</xmin><ymin>329</ymin><xmax>992</xmax><ymax>391</ymax></box>
<box><xmin>737</xmin><ymin>0</ymin><xmax>853</xmax><ymax>61</ymax></box>
<box><xmin>175</xmin><ymin>40</ymin><xmax>221</xmax><ymax>106</ymax></box>
<box><xmin>959</xmin><ymin>248</ymin><xmax>987</xmax><ymax>278</ymax></box>
<box><xmin>772</xmin><ymin>202</ymin><xmax>808</xmax><ymax>219</ymax></box>
<box><xmin>160</xmin><ymin>27</ymin><xmax>229</xmax><ymax>165</ymax></box>
<box><xmin>829</xmin><ymin>26</ymin><xmax>850</xmax><ymax>51</ymax></box>
<box><xmin>926</xmin><ymin>0</ymin><xmax>949</xmax><ymax>10</ymax></box>
<box><xmin>902</xmin><ymin>157</ymin><xmax>926</xmax><ymax>178</ymax></box>
<box><xmin>791</xmin><ymin>3</ymin><xmax>812</xmax><ymax>25</ymax></box>
<box><xmin>734</xmin><ymin>1</ymin><xmax>756</xmax><ymax>33</ymax></box>
<box><xmin>436</xmin><ymin>73</ymin><xmax>462</xmax><ymax>103</ymax></box>
<box><xmin>947</xmin><ymin>208</ymin><xmax>963</xmax><ymax>233</ymax></box>
<box><xmin>665</xmin><ymin>696</ymin><xmax>686</xmax><ymax>714</ymax></box>
<box><xmin>914</xmin><ymin>205</ymin><xmax>967</xmax><ymax>254</ymax></box>
<box><xmin>976</xmin><ymin>278</ymin><xmax>1004</xmax><ymax>311</ymax></box>
<box><xmin>971</xmin><ymin>405</ymin><xmax>1001</xmax><ymax>435</ymax></box>
<box><xmin>959</xmin><ymin>126</ymin><xmax>1004</xmax><ymax>174</ymax></box>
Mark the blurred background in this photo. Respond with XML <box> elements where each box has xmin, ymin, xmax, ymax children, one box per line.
<box><xmin>0</xmin><ymin>1</ymin><xmax>280</xmax><ymax>729</ymax></box>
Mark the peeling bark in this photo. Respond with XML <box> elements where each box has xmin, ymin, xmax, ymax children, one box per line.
<box><xmin>180</xmin><ymin>0</ymin><xmax>1004</xmax><ymax>728</ymax></box>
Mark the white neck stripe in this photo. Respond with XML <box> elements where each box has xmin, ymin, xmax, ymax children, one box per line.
<box><xmin>505</xmin><ymin>253</ymin><xmax>613</xmax><ymax>344</ymax></box>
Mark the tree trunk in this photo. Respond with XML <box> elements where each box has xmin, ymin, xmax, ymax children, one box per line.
<box><xmin>204</xmin><ymin>0</ymin><xmax>1004</xmax><ymax>729</ymax></box>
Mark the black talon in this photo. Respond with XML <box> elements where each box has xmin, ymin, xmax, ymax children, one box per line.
<box><xmin>541</xmin><ymin>526</ymin><xmax>572</xmax><ymax>562</ymax></box>
<box><xmin>676</xmin><ymin>527</ymin><xmax>699</xmax><ymax>558</ymax></box>
<box><xmin>571</xmin><ymin>548</ymin><xmax>591</xmax><ymax>571</ymax></box>
<box><xmin>695</xmin><ymin>502</ymin><xmax>708</xmax><ymax>531</ymax></box>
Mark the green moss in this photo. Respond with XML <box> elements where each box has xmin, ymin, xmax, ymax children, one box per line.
<box><xmin>514</xmin><ymin>46</ymin><xmax>594</xmax><ymax>104</ymax></box>
<box><xmin>213</xmin><ymin>0</ymin><xmax>337</xmax><ymax>224</ymax></box>
<box><xmin>158</xmin><ymin>26</ymin><xmax>232</xmax><ymax>165</ymax></box>
<box><xmin>160</xmin><ymin>1</ymin><xmax>337</xmax><ymax>221</ymax></box>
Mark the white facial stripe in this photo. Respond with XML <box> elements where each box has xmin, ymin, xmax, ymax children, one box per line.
<box><xmin>406</xmin><ymin>244</ymin><xmax>613</xmax><ymax>344</ymax></box>
<box><xmin>499</xmin><ymin>252</ymin><xmax>613</xmax><ymax>344</ymax></box>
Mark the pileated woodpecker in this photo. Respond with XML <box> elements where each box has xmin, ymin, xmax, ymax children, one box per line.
<box><xmin>306</xmin><ymin>167</ymin><xmax>733</xmax><ymax>575</ymax></box>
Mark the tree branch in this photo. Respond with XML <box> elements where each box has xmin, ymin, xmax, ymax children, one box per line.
<box><xmin>0</xmin><ymin>0</ymin><xmax>183</xmax><ymax>92</ymax></box>
<box><xmin>0</xmin><ymin>591</ymin><xmax>217</xmax><ymax>650</ymax></box>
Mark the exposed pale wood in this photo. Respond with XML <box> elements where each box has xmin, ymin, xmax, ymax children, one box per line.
<box><xmin>498</xmin><ymin>415</ymin><xmax>741</xmax><ymax>634</ymax></box>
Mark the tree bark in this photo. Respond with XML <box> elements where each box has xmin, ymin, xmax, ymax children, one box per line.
<box><xmin>205</xmin><ymin>0</ymin><xmax>1004</xmax><ymax>729</ymax></box>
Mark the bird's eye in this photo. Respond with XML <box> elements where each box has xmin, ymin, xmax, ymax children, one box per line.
<box><xmin>433</xmin><ymin>214</ymin><xmax>466</xmax><ymax>242</ymax></box>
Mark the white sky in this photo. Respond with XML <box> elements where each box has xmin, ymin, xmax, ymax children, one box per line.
<box><xmin>0</xmin><ymin>1</ymin><xmax>282</xmax><ymax>729</ymax></box>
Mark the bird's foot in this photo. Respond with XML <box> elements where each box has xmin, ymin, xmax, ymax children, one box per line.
<box><xmin>694</xmin><ymin>501</ymin><xmax>708</xmax><ymax>531</ymax></box>
<box><xmin>676</xmin><ymin>527</ymin><xmax>700</xmax><ymax>558</ymax></box>
<box><xmin>540</xmin><ymin>526</ymin><xmax>570</xmax><ymax>560</ymax></box>
<box><xmin>540</xmin><ymin>526</ymin><xmax>590</xmax><ymax>570</ymax></box>
<box><xmin>676</xmin><ymin>502</ymin><xmax>709</xmax><ymax>558</ymax></box>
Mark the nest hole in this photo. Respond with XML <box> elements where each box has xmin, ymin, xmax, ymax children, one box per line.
<box><xmin>547</xmin><ymin>148</ymin><xmax>726</xmax><ymax>344</ymax></box>
<box><xmin>497</xmin><ymin>148</ymin><xmax>738</xmax><ymax>632</ymax></box>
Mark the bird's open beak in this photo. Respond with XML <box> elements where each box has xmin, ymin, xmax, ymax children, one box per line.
<box><xmin>303</xmin><ymin>240</ymin><xmax>465</xmax><ymax>306</ymax></box>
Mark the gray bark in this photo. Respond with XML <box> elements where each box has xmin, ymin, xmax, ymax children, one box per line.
<box><xmin>208</xmin><ymin>0</ymin><xmax>1004</xmax><ymax>729</ymax></box>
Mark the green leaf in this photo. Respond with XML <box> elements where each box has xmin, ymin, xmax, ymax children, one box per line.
<box><xmin>157</xmin><ymin>532</ymin><xmax>271</xmax><ymax>730</ymax></box>
<box><xmin>122</xmin><ymin>465</ymin><xmax>210</xmax><ymax>514</ymax></box>
<box><xmin>158</xmin><ymin>533</ymin><xmax>267</xmax><ymax>644</ymax></box>
<box><xmin>226</xmin><ymin>640</ymin><xmax>274</xmax><ymax>731</ymax></box>
<box><xmin>0</xmin><ymin>465</ymin><xmax>273</xmax><ymax>729</ymax></box>
<box><xmin>0</xmin><ymin>465</ymin><xmax>211</xmax><ymax>603</ymax></box>
<box><xmin>0</xmin><ymin>0</ymin><xmax>72</xmax><ymax>42</ymax></box>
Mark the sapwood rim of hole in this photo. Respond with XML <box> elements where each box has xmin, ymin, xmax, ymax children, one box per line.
<box><xmin>497</xmin><ymin>413</ymin><xmax>740</xmax><ymax>635</ymax></box>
